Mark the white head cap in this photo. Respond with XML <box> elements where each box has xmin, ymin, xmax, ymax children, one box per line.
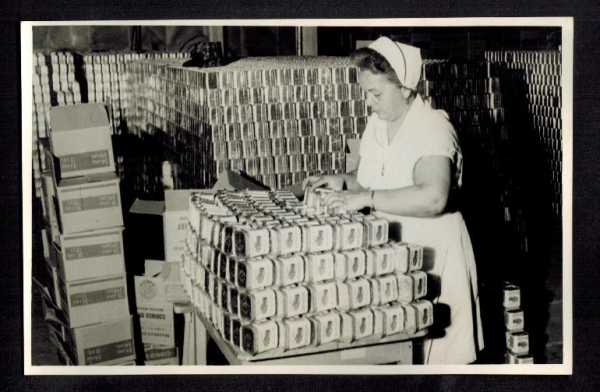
<box><xmin>368</xmin><ymin>37</ymin><xmax>422</xmax><ymax>91</ymax></box>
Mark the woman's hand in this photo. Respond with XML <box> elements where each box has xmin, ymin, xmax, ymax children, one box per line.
<box><xmin>322</xmin><ymin>190</ymin><xmax>372</xmax><ymax>212</ymax></box>
<box><xmin>302</xmin><ymin>174</ymin><xmax>347</xmax><ymax>192</ymax></box>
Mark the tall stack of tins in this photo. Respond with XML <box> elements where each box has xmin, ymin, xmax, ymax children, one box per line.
<box><xmin>41</xmin><ymin>103</ymin><xmax>135</xmax><ymax>366</ymax></box>
<box><xmin>484</xmin><ymin>50</ymin><xmax>562</xmax><ymax>220</ymax></box>
<box><xmin>80</xmin><ymin>52</ymin><xmax>190</xmax><ymax>193</ymax></box>
<box><xmin>81</xmin><ymin>51</ymin><xmax>190</xmax><ymax>136</ymax></box>
<box><xmin>127</xmin><ymin>56</ymin><xmax>369</xmax><ymax>192</ymax></box>
<box><xmin>182</xmin><ymin>190</ymin><xmax>433</xmax><ymax>356</ymax></box>
<box><xmin>32</xmin><ymin>51</ymin><xmax>83</xmax><ymax>198</ymax></box>
<box><xmin>418</xmin><ymin>59</ymin><xmax>520</xmax><ymax>229</ymax></box>
<box><xmin>502</xmin><ymin>283</ymin><xmax>534</xmax><ymax>364</ymax></box>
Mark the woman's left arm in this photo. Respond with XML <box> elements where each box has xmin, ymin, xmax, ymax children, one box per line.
<box><xmin>325</xmin><ymin>156</ymin><xmax>451</xmax><ymax>217</ymax></box>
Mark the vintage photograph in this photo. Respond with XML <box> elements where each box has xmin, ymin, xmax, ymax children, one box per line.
<box><xmin>22</xmin><ymin>18</ymin><xmax>572</xmax><ymax>374</ymax></box>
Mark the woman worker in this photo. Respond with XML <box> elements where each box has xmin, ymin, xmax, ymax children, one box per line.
<box><xmin>303</xmin><ymin>37</ymin><xmax>484</xmax><ymax>364</ymax></box>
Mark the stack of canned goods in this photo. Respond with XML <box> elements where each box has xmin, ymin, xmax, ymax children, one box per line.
<box><xmin>181</xmin><ymin>189</ymin><xmax>433</xmax><ymax>356</ymax></box>
<box><xmin>485</xmin><ymin>50</ymin><xmax>562</xmax><ymax>219</ymax></box>
<box><xmin>502</xmin><ymin>282</ymin><xmax>534</xmax><ymax>364</ymax></box>
<box><xmin>31</xmin><ymin>51</ymin><xmax>83</xmax><ymax>198</ymax></box>
<box><xmin>127</xmin><ymin>56</ymin><xmax>370</xmax><ymax>191</ymax></box>
<box><xmin>81</xmin><ymin>51</ymin><xmax>190</xmax><ymax>135</ymax></box>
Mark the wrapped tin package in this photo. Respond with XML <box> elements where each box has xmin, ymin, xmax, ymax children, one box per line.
<box><xmin>309</xmin><ymin>311</ymin><xmax>342</xmax><ymax>345</ymax></box>
<box><xmin>505</xmin><ymin>309</ymin><xmax>525</xmax><ymax>332</ymax></box>
<box><xmin>349</xmin><ymin>308</ymin><xmax>374</xmax><ymax>340</ymax></box>
<box><xmin>275</xmin><ymin>284</ymin><xmax>310</xmax><ymax>318</ymax></box>
<box><xmin>308</xmin><ymin>281</ymin><xmax>338</xmax><ymax>313</ymax></box>
<box><xmin>272</xmin><ymin>254</ymin><xmax>305</xmax><ymax>287</ymax></box>
<box><xmin>279</xmin><ymin>317</ymin><xmax>312</xmax><ymax>351</ymax></box>
<box><xmin>241</xmin><ymin>320</ymin><xmax>280</xmax><ymax>355</ymax></box>
<box><xmin>239</xmin><ymin>287</ymin><xmax>278</xmax><ymax>321</ymax></box>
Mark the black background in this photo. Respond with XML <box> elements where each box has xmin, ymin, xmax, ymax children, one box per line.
<box><xmin>2</xmin><ymin>0</ymin><xmax>599</xmax><ymax>390</ymax></box>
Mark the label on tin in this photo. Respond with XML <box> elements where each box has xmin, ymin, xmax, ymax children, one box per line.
<box><xmin>59</xmin><ymin>150</ymin><xmax>111</xmax><ymax>173</ymax></box>
<box><xmin>83</xmin><ymin>339</ymin><xmax>134</xmax><ymax>365</ymax></box>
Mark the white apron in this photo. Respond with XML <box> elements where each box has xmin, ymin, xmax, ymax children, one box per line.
<box><xmin>357</xmin><ymin>96</ymin><xmax>484</xmax><ymax>364</ymax></box>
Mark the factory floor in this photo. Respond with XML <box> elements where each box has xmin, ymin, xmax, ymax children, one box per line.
<box><xmin>28</xmin><ymin>196</ymin><xmax>565</xmax><ymax>366</ymax></box>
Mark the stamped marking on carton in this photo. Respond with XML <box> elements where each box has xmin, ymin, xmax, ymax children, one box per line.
<box><xmin>59</xmin><ymin>150</ymin><xmax>111</xmax><ymax>172</ymax></box>
<box><xmin>65</xmin><ymin>242</ymin><xmax>121</xmax><ymax>260</ymax></box>
<box><xmin>70</xmin><ymin>286</ymin><xmax>126</xmax><ymax>307</ymax></box>
<box><xmin>63</xmin><ymin>194</ymin><xmax>119</xmax><ymax>213</ymax></box>
<box><xmin>84</xmin><ymin>339</ymin><xmax>134</xmax><ymax>365</ymax></box>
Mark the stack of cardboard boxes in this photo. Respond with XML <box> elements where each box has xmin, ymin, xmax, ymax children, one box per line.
<box><xmin>39</xmin><ymin>103</ymin><xmax>135</xmax><ymax>366</ymax></box>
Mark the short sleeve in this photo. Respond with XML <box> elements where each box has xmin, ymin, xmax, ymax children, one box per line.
<box><xmin>415</xmin><ymin>109</ymin><xmax>464</xmax><ymax>186</ymax></box>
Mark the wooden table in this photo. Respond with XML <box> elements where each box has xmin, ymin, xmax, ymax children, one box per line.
<box><xmin>191</xmin><ymin>309</ymin><xmax>427</xmax><ymax>366</ymax></box>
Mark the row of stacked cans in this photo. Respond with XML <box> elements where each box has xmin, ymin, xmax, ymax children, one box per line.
<box><xmin>180</xmin><ymin>189</ymin><xmax>434</xmax><ymax>356</ymax></box>
<box><xmin>81</xmin><ymin>51</ymin><xmax>190</xmax><ymax>135</ymax></box>
<box><xmin>485</xmin><ymin>50</ymin><xmax>562</xmax><ymax>217</ymax></box>
<box><xmin>31</xmin><ymin>51</ymin><xmax>83</xmax><ymax>198</ymax></box>
<box><xmin>502</xmin><ymin>282</ymin><xmax>533</xmax><ymax>364</ymax></box>
<box><xmin>126</xmin><ymin>56</ymin><xmax>371</xmax><ymax>191</ymax></box>
<box><xmin>418</xmin><ymin>58</ymin><xmax>516</xmax><ymax>225</ymax></box>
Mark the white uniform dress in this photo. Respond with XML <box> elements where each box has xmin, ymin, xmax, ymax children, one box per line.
<box><xmin>357</xmin><ymin>95</ymin><xmax>484</xmax><ymax>364</ymax></box>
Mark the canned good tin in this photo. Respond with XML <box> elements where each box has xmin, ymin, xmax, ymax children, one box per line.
<box><xmin>349</xmin><ymin>308</ymin><xmax>374</xmax><ymax>340</ymax></box>
<box><xmin>281</xmin><ymin>317</ymin><xmax>311</xmax><ymax>351</ymax></box>
<box><xmin>272</xmin><ymin>254</ymin><xmax>305</xmax><ymax>287</ymax></box>
<box><xmin>241</xmin><ymin>320</ymin><xmax>279</xmax><ymax>355</ymax></box>
<box><xmin>304</xmin><ymin>252</ymin><xmax>335</xmax><ymax>283</ymax></box>
<box><xmin>380</xmin><ymin>303</ymin><xmax>405</xmax><ymax>336</ymax></box>
<box><xmin>309</xmin><ymin>311</ymin><xmax>341</xmax><ymax>345</ymax></box>
<box><xmin>276</xmin><ymin>284</ymin><xmax>310</xmax><ymax>318</ymax></box>
<box><xmin>300</xmin><ymin>223</ymin><xmax>334</xmax><ymax>253</ymax></box>
<box><xmin>503</xmin><ymin>285</ymin><xmax>521</xmax><ymax>309</ymax></box>
<box><xmin>361</xmin><ymin>218</ymin><xmax>389</xmax><ymax>247</ymax></box>
<box><xmin>410</xmin><ymin>271</ymin><xmax>428</xmax><ymax>300</ymax></box>
<box><xmin>371</xmin><ymin>246</ymin><xmax>397</xmax><ymax>276</ymax></box>
<box><xmin>235</xmin><ymin>257</ymin><xmax>274</xmax><ymax>290</ymax></box>
<box><xmin>412</xmin><ymin>299</ymin><xmax>434</xmax><ymax>330</ymax></box>
<box><xmin>403</xmin><ymin>304</ymin><xmax>418</xmax><ymax>335</ymax></box>
<box><xmin>338</xmin><ymin>249</ymin><xmax>365</xmax><ymax>280</ymax></box>
<box><xmin>507</xmin><ymin>331</ymin><xmax>529</xmax><ymax>355</ymax></box>
<box><xmin>268</xmin><ymin>225</ymin><xmax>302</xmax><ymax>255</ymax></box>
<box><xmin>379</xmin><ymin>275</ymin><xmax>399</xmax><ymax>305</ymax></box>
<box><xmin>239</xmin><ymin>287</ymin><xmax>277</xmax><ymax>321</ymax></box>
<box><xmin>504</xmin><ymin>309</ymin><xmax>525</xmax><ymax>332</ymax></box>
<box><xmin>233</xmin><ymin>227</ymin><xmax>271</xmax><ymax>258</ymax></box>
<box><xmin>308</xmin><ymin>281</ymin><xmax>338</xmax><ymax>313</ymax></box>
<box><xmin>332</xmin><ymin>221</ymin><xmax>363</xmax><ymax>251</ymax></box>
<box><xmin>396</xmin><ymin>273</ymin><xmax>414</xmax><ymax>305</ymax></box>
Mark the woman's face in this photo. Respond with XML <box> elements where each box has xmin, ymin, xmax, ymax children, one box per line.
<box><xmin>358</xmin><ymin>69</ymin><xmax>406</xmax><ymax>122</ymax></box>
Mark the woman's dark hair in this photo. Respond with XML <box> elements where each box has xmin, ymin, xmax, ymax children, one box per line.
<box><xmin>350</xmin><ymin>47</ymin><xmax>403</xmax><ymax>88</ymax></box>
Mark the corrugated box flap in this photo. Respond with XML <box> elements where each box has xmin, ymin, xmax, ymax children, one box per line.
<box><xmin>50</xmin><ymin>103</ymin><xmax>110</xmax><ymax>132</ymax></box>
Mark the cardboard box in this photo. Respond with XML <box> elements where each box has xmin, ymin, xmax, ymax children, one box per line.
<box><xmin>64</xmin><ymin>316</ymin><xmax>135</xmax><ymax>366</ymax></box>
<box><xmin>54</xmin><ymin>172</ymin><xmax>123</xmax><ymax>234</ymax></box>
<box><xmin>54</xmin><ymin>227</ymin><xmax>125</xmax><ymax>282</ymax></box>
<box><xmin>134</xmin><ymin>275</ymin><xmax>175</xmax><ymax>347</ymax></box>
<box><xmin>49</xmin><ymin>103</ymin><xmax>115</xmax><ymax>179</ymax></box>
<box><xmin>59</xmin><ymin>273</ymin><xmax>130</xmax><ymax>328</ymax></box>
<box><xmin>164</xmin><ymin>190</ymin><xmax>196</xmax><ymax>263</ymax></box>
<box><xmin>143</xmin><ymin>344</ymin><xmax>179</xmax><ymax>366</ymax></box>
